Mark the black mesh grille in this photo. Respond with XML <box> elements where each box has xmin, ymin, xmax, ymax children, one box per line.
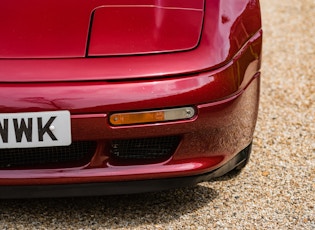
<box><xmin>110</xmin><ymin>136</ymin><xmax>180</xmax><ymax>160</ymax></box>
<box><xmin>0</xmin><ymin>141</ymin><xmax>96</xmax><ymax>168</ymax></box>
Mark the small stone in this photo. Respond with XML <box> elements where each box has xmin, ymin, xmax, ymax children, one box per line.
<box><xmin>262</xmin><ymin>171</ymin><xmax>270</xmax><ymax>177</ymax></box>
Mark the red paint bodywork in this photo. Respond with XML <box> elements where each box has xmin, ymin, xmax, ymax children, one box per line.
<box><xmin>0</xmin><ymin>0</ymin><xmax>262</xmax><ymax>192</ymax></box>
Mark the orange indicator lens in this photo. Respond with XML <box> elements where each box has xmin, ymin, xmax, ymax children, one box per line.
<box><xmin>110</xmin><ymin>107</ymin><xmax>195</xmax><ymax>126</ymax></box>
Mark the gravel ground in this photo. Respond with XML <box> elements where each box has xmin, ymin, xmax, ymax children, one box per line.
<box><xmin>0</xmin><ymin>0</ymin><xmax>314</xmax><ymax>229</ymax></box>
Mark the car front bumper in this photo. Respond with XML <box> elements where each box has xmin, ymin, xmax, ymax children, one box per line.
<box><xmin>0</xmin><ymin>72</ymin><xmax>260</xmax><ymax>184</ymax></box>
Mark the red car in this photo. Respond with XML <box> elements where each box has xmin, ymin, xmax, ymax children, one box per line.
<box><xmin>0</xmin><ymin>0</ymin><xmax>262</xmax><ymax>198</ymax></box>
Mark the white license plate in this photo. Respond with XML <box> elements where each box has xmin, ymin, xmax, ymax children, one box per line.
<box><xmin>0</xmin><ymin>111</ymin><xmax>71</xmax><ymax>149</ymax></box>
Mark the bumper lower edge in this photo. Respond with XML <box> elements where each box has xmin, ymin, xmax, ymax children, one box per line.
<box><xmin>0</xmin><ymin>144</ymin><xmax>250</xmax><ymax>199</ymax></box>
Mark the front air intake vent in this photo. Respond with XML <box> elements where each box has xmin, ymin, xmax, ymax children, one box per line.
<box><xmin>0</xmin><ymin>141</ymin><xmax>96</xmax><ymax>168</ymax></box>
<box><xmin>110</xmin><ymin>136</ymin><xmax>180</xmax><ymax>161</ymax></box>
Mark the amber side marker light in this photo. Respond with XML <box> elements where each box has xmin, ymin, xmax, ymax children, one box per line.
<box><xmin>110</xmin><ymin>107</ymin><xmax>195</xmax><ymax>126</ymax></box>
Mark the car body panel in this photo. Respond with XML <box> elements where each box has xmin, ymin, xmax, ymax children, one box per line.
<box><xmin>0</xmin><ymin>0</ymin><xmax>261</xmax><ymax>82</ymax></box>
<box><xmin>0</xmin><ymin>33</ymin><xmax>261</xmax><ymax>114</ymax></box>
<box><xmin>88</xmin><ymin>5</ymin><xmax>204</xmax><ymax>56</ymax></box>
<box><xmin>0</xmin><ymin>0</ymin><xmax>92</xmax><ymax>58</ymax></box>
<box><xmin>0</xmin><ymin>0</ymin><xmax>204</xmax><ymax>59</ymax></box>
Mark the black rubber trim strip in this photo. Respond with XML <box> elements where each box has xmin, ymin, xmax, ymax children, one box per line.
<box><xmin>0</xmin><ymin>144</ymin><xmax>250</xmax><ymax>199</ymax></box>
